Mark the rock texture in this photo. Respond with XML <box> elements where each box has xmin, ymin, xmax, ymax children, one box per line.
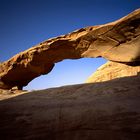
<box><xmin>0</xmin><ymin>9</ymin><xmax>140</xmax><ymax>89</ymax></box>
<box><xmin>86</xmin><ymin>61</ymin><xmax>140</xmax><ymax>83</ymax></box>
<box><xmin>0</xmin><ymin>75</ymin><xmax>140</xmax><ymax>140</ymax></box>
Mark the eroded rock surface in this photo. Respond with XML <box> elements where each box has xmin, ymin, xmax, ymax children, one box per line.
<box><xmin>0</xmin><ymin>9</ymin><xmax>140</xmax><ymax>89</ymax></box>
<box><xmin>0</xmin><ymin>76</ymin><xmax>140</xmax><ymax>140</ymax></box>
<box><xmin>86</xmin><ymin>61</ymin><xmax>140</xmax><ymax>83</ymax></box>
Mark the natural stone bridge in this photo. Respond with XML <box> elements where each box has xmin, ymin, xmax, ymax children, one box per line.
<box><xmin>0</xmin><ymin>9</ymin><xmax>140</xmax><ymax>89</ymax></box>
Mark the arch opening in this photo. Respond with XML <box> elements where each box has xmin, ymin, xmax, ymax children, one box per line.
<box><xmin>24</xmin><ymin>58</ymin><xmax>107</xmax><ymax>90</ymax></box>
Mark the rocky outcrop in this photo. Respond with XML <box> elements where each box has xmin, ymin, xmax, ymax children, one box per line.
<box><xmin>0</xmin><ymin>75</ymin><xmax>140</xmax><ymax>140</ymax></box>
<box><xmin>0</xmin><ymin>9</ymin><xmax>140</xmax><ymax>89</ymax></box>
<box><xmin>86</xmin><ymin>61</ymin><xmax>140</xmax><ymax>83</ymax></box>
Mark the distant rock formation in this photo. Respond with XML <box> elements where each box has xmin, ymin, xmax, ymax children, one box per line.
<box><xmin>86</xmin><ymin>61</ymin><xmax>140</xmax><ymax>83</ymax></box>
<box><xmin>0</xmin><ymin>9</ymin><xmax>140</xmax><ymax>89</ymax></box>
<box><xmin>0</xmin><ymin>76</ymin><xmax>140</xmax><ymax>140</ymax></box>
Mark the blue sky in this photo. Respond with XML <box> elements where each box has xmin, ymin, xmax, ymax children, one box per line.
<box><xmin>0</xmin><ymin>0</ymin><xmax>140</xmax><ymax>90</ymax></box>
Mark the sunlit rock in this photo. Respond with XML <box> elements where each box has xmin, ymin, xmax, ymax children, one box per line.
<box><xmin>0</xmin><ymin>9</ymin><xmax>140</xmax><ymax>89</ymax></box>
<box><xmin>86</xmin><ymin>61</ymin><xmax>140</xmax><ymax>83</ymax></box>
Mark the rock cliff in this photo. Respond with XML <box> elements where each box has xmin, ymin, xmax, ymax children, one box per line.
<box><xmin>0</xmin><ymin>9</ymin><xmax>140</xmax><ymax>89</ymax></box>
<box><xmin>86</xmin><ymin>61</ymin><xmax>140</xmax><ymax>83</ymax></box>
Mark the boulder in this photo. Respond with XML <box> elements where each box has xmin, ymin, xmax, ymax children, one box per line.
<box><xmin>0</xmin><ymin>9</ymin><xmax>140</xmax><ymax>89</ymax></box>
<box><xmin>86</xmin><ymin>61</ymin><xmax>140</xmax><ymax>83</ymax></box>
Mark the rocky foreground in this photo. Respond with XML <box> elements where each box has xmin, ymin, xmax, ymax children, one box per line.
<box><xmin>0</xmin><ymin>75</ymin><xmax>140</xmax><ymax>140</ymax></box>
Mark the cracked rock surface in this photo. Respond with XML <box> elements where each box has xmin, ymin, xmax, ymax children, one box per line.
<box><xmin>0</xmin><ymin>9</ymin><xmax>140</xmax><ymax>89</ymax></box>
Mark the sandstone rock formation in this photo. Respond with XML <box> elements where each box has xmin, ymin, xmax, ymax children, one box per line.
<box><xmin>0</xmin><ymin>75</ymin><xmax>140</xmax><ymax>140</ymax></box>
<box><xmin>86</xmin><ymin>61</ymin><xmax>140</xmax><ymax>83</ymax></box>
<box><xmin>0</xmin><ymin>9</ymin><xmax>140</xmax><ymax>89</ymax></box>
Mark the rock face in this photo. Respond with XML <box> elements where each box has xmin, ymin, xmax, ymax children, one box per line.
<box><xmin>86</xmin><ymin>61</ymin><xmax>140</xmax><ymax>83</ymax></box>
<box><xmin>0</xmin><ymin>76</ymin><xmax>140</xmax><ymax>140</ymax></box>
<box><xmin>0</xmin><ymin>9</ymin><xmax>140</xmax><ymax>89</ymax></box>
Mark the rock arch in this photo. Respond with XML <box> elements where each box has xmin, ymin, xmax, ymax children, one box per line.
<box><xmin>0</xmin><ymin>9</ymin><xmax>140</xmax><ymax>89</ymax></box>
